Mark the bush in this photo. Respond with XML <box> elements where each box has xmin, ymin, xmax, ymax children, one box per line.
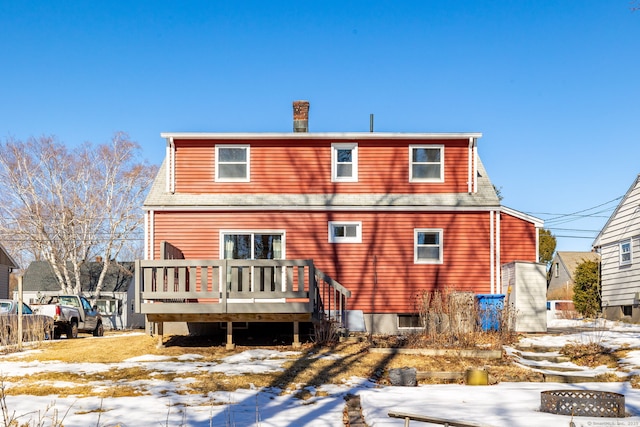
<box><xmin>572</xmin><ymin>259</ymin><xmax>601</xmax><ymax>318</ymax></box>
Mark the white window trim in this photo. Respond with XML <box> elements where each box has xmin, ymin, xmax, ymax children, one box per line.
<box><xmin>409</xmin><ymin>144</ymin><xmax>444</xmax><ymax>183</ymax></box>
<box><xmin>331</xmin><ymin>143</ymin><xmax>358</xmax><ymax>182</ymax></box>
<box><xmin>219</xmin><ymin>230</ymin><xmax>286</xmax><ymax>259</ymax></box>
<box><xmin>215</xmin><ymin>145</ymin><xmax>250</xmax><ymax>182</ymax></box>
<box><xmin>620</xmin><ymin>239</ymin><xmax>632</xmax><ymax>266</ymax></box>
<box><xmin>414</xmin><ymin>228</ymin><xmax>444</xmax><ymax>264</ymax></box>
<box><xmin>328</xmin><ymin>221</ymin><xmax>362</xmax><ymax>244</ymax></box>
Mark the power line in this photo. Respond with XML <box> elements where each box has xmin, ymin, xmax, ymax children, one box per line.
<box><xmin>526</xmin><ymin>196</ymin><xmax>622</xmax><ymax>226</ymax></box>
<box><xmin>547</xmin><ymin>228</ymin><xmax>600</xmax><ymax>232</ymax></box>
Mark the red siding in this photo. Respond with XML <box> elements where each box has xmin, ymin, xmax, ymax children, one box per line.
<box><xmin>174</xmin><ymin>138</ymin><xmax>470</xmax><ymax>195</ymax></box>
<box><xmin>151</xmin><ymin>210</ymin><xmax>497</xmax><ymax>314</ymax></box>
<box><xmin>500</xmin><ymin>212</ymin><xmax>537</xmax><ymax>263</ymax></box>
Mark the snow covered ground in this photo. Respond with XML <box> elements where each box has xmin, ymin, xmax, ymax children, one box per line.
<box><xmin>2</xmin><ymin>319</ymin><xmax>640</xmax><ymax>426</ymax></box>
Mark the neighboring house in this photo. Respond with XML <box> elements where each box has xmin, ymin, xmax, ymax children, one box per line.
<box><xmin>21</xmin><ymin>261</ymin><xmax>144</xmax><ymax>330</ymax></box>
<box><xmin>136</xmin><ymin>100</ymin><xmax>543</xmax><ymax>343</ymax></box>
<box><xmin>0</xmin><ymin>243</ymin><xmax>18</xmax><ymax>299</ymax></box>
<box><xmin>593</xmin><ymin>174</ymin><xmax>640</xmax><ymax>322</ymax></box>
<box><xmin>547</xmin><ymin>251</ymin><xmax>600</xmax><ymax>300</ymax></box>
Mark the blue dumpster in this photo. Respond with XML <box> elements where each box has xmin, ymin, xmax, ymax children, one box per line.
<box><xmin>476</xmin><ymin>294</ymin><xmax>505</xmax><ymax>331</ymax></box>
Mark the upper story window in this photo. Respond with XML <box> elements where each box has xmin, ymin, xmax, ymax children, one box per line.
<box><xmin>216</xmin><ymin>145</ymin><xmax>250</xmax><ymax>182</ymax></box>
<box><xmin>414</xmin><ymin>229</ymin><xmax>443</xmax><ymax>264</ymax></box>
<box><xmin>409</xmin><ymin>145</ymin><xmax>444</xmax><ymax>182</ymax></box>
<box><xmin>328</xmin><ymin>221</ymin><xmax>362</xmax><ymax>243</ymax></box>
<box><xmin>620</xmin><ymin>240</ymin><xmax>632</xmax><ymax>266</ymax></box>
<box><xmin>331</xmin><ymin>143</ymin><xmax>358</xmax><ymax>182</ymax></box>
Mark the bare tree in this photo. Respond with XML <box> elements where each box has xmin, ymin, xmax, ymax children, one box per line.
<box><xmin>0</xmin><ymin>133</ymin><xmax>157</xmax><ymax>295</ymax></box>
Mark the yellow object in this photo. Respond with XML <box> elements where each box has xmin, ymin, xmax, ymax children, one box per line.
<box><xmin>465</xmin><ymin>368</ymin><xmax>488</xmax><ymax>385</ymax></box>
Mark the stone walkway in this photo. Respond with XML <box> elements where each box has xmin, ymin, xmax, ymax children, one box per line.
<box><xmin>344</xmin><ymin>394</ymin><xmax>367</xmax><ymax>426</ymax></box>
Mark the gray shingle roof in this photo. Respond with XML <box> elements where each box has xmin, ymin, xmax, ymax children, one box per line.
<box><xmin>144</xmin><ymin>157</ymin><xmax>501</xmax><ymax>209</ymax></box>
<box><xmin>23</xmin><ymin>261</ymin><xmax>134</xmax><ymax>293</ymax></box>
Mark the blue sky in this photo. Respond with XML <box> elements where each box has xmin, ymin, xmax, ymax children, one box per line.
<box><xmin>1</xmin><ymin>1</ymin><xmax>639</xmax><ymax>253</ymax></box>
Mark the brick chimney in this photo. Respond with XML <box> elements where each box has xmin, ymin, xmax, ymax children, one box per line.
<box><xmin>293</xmin><ymin>100</ymin><xmax>309</xmax><ymax>132</ymax></box>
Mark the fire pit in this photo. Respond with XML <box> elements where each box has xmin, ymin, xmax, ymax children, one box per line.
<box><xmin>541</xmin><ymin>390</ymin><xmax>625</xmax><ymax>418</ymax></box>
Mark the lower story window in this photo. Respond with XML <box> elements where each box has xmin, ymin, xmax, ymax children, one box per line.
<box><xmin>414</xmin><ymin>228</ymin><xmax>443</xmax><ymax>264</ymax></box>
<box><xmin>221</xmin><ymin>231</ymin><xmax>284</xmax><ymax>259</ymax></box>
<box><xmin>328</xmin><ymin>221</ymin><xmax>362</xmax><ymax>243</ymax></box>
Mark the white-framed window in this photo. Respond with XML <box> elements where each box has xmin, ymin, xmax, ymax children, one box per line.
<box><xmin>409</xmin><ymin>145</ymin><xmax>444</xmax><ymax>182</ymax></box>
<box><xmin>620</xmin><ymin>239</ymin><xmax>632</xmax><ymax>266</ymax></box>
<box><xmin>220</xmin><ymin>230</ymin><xmax>286</xmax><ymax>293</ymax></box>
<box><xmin>220</xmin><ymin>231</ymin><xmax>285</xmax><ymax>260</ymax></box>
<box><xmin>328</xmin><ymin>221</ymin><xmax>362</xmax><ymax>243</ymax></box>
<box><xmin>414</xmin><ymin>228</ymin><xmax>443</xmax><ymax>264</ymax></box>
<box><xmin>331</xmin><ymin>143</ymin><xmax>358</xmax><ymax>182</ymax></box>
<box><xmin>215</xmin><ymin>145</ymin><xmax>250</xmax><ymax>182</ymax></box>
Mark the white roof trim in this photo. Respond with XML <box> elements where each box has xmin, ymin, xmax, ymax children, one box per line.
<box><xmin>144</xmin><ymin>205</ymin><xmax>500</xmax><ymax>213</ymax></box>
<box><xmin>592</xmin><ymin>174</ymin><xmax>640</xmax><ymax>248</ymax></box>
<box><xmin>501</xmin><ymin>206</ymin><xmax>544</xmax><ymax>227</ymax></box>
<box><xmin>160</xmin><ymin>132</ymin><xmax>483</xmax><ymax>140</ymax></box>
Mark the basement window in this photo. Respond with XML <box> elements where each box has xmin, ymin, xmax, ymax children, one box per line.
<box><xmin>623</xmin><ymin>306</ymin><xmax>633</xmax><ymax>317</ymax></box>
<box><xmin>398</xmin><ymin>314</ymin><xmax>422</xmax><ymax>329</ymax></box>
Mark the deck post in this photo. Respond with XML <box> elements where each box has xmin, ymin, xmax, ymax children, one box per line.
<box><xmin>293</xmin><ymin>321</ymin><xmax>301</xmax><ymax>348</ymax></box>
<box><xmin>226</xmin><ymin>321</ymin><xmax>235</xmax><ymax>350</ymax></box>
<box><xmin>157</xmin><ymin>322</ymin><xmax>164</xmax><ymax>348</ymax></box>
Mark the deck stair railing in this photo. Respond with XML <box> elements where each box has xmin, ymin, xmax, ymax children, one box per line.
<box><xmin>314</xmin><ymin>267</ymin><xmax>352</xmax><ymax>331</ymax></box>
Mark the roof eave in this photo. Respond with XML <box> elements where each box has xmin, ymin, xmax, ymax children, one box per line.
<box><xmin>160</xmin><ymin>132</ymin><xmax>483</xmax><ymax>140</ymax></box>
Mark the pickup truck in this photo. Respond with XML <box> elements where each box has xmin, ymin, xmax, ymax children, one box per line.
<box><xmin>32</xmin><ymin>295</ymin><xmax>104</xmax><ymax>339</ymax></box>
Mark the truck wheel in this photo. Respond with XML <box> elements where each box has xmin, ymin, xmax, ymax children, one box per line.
<box><xmin>67</xmin><ymin>322</ymin><xmax>78</xmax><ymax>339</ymax></box>
<box><xmin>93</xmin><ymin>323</ymin><xmax>104</xmax><ymax>337</ymax></box>
<box><xmin>53</xmin><ymin>327</ymin><xmax>61</xmax><ymax>340</ymax></box>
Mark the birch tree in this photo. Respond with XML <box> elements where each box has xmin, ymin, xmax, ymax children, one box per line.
<box><xmin>0</xmin><ymin>133</ymin><xmax>157</xmax><ymax>295</ymax></box>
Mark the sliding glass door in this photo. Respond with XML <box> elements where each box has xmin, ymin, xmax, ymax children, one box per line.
<box><xmin>221</xmin><ymin>231</ymin><xmax>285</xmax><ymax>292</ymax></box>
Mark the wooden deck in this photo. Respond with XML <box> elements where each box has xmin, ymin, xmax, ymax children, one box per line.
<box><xmin>134</xmin><ymin>259</ymin><xmax>350</xmax><ymax>347</ymax></box>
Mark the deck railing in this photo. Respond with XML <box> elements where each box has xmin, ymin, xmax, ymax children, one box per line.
<box><xmin>134</xmin><ymin>259</ymin><xmax>351</xmax><ymax>328</ymax></box>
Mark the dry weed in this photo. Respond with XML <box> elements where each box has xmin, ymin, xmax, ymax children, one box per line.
<box><xmin>560</xmin><ymin>342</ymin><xmax>618</xmax><ymax>368</ymax></box>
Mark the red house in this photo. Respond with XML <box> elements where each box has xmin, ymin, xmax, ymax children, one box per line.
<box><xmin>136</xmin><ymin>101</ymin><xmax>542</xmax><ymax>347</ymax></box>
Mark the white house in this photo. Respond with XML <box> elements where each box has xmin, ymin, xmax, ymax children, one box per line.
<box><xmin>593</xmin><ymin>174</ymin><xmax>640</xmax><ymax>322</ymax></box>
